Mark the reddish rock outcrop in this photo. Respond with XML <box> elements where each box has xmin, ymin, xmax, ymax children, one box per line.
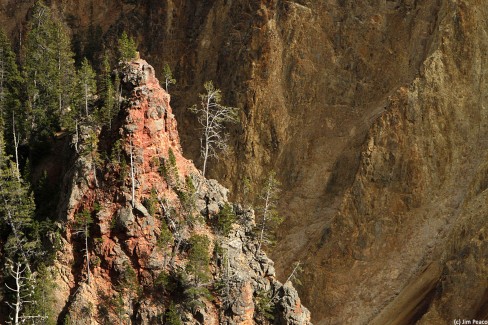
<box><xmin>52</xmin><ymin>59</ymin><xmax>311</xmax><ymax>324</ymax></box>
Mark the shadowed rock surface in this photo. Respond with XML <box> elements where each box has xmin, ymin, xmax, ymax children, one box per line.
<box><xmin>52</xmin><ymin>59</ymin><xmax>311</xmax><ymax>324</ymax></box>
<box><xmin>1</xmin><ymin>1</ymin><xmax>487</xmax><ymax>324</ymax></box>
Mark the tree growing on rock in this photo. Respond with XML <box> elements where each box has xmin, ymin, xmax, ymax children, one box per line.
<box><xmin>254</xmin><ymin>289</ymin><xmax>275</xmax><ymax>323</ymax></box>
<box><xmin>162</xmin><ymin>62</ymin><xmax>176</xmax><ymax>93</ymax></box>
<box><xmin>73</xmin><ymin>209</ymin><xmax>94</xmax><ymax>284</ymax></box>
<box><xmin>189</xmin><ymin>81</ymin><xmax>239</xmax><ymax>177</ymax></box>
<box><xmin>99</xmin><ymin>53</ymin><xmax>116</xmax><ymax>127</ymax></box>
<box><xmin>184</xmin><ymin>234</ymin><xmax>213</xmax><ymax>312</ymax></box>
<box><xmin>76</xmin><ymin>58</ymin><xmax>97</xmax><ymax>118</ymax></box>
<box><xmin>117</xmin><ymin>32</ymin><xmax>137</xmax><ymax>63</ymax></box>
<box><xmin>256</xmin><ymin>171</ymin><xmax>283</xmax><ymax>254</ymax></box>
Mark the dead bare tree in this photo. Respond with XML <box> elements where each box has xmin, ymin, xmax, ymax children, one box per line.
<box><xmin>284</xmin><ymin>260</ymin><xmax>302</xmax><ymax>286</ymax></box>
<box><xmin>5</xmin><ymin>260</ymin><xmax>46</xmax><ymax>325</ymax></box>
<box><xmin>189</xmin><ymin>81</ymin><xmax>239</xmax><ymax>177</ymax></box>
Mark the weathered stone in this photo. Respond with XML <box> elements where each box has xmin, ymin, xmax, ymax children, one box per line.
<box><xmin>117</xmin><ymin>206</ymin><xmax>136</xmax><ymax>236</ymax></box>
<box><xmin>134</xmin><ymin>202</ymin><xmax>151</xmax><ymax>218</ymax></box>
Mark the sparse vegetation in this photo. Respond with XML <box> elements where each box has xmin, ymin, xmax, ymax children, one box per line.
<box><xmin>256</xmin><ymin>171</ymin><xmax>283</xmax><ymax>253</ymax></box>
<box><xmin>216</xmin><ymin>203</ymin><xmax>237</xmax><ymax>236</ymax></box>
<box><xmin>254</xmin><ymin>289</ymin><xmax>275</xmax><ymax>322</ymax></box>
<box><xmin>189</xmin><ymin>81</ymin><xmax>239</xmax><ymax>177</ymax></box>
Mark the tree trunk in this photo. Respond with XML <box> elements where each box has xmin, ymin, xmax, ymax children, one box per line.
<box><xmin>85</xmin><ymin>82</ymin><xmax>89</xmax><ymax>116</ymax></box>
<box><xmin>85</xmin><ymin>223</ymin><xmax>90</xmax><ymax>284</ymax></box>
<box><xmin>14</xmin><ymin>264</ymin><xmax>20</xmax><ymax>325</ymax></box>
<box><xmin>130</xmin><ymin>138</ymin><xmax>135</xmax><ymax>208</ymax></box>
<box><xmin>12</xmin><ymin>113</ymin><xmax>20</xmax><ymax>182</ymax></box>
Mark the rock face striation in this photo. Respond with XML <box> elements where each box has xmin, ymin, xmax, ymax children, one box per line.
<box><xmin>1</xmin><ymin>1</ymin><xmax>488</xmax><ymax>324</ymax></box>
<box><xmin>53</xmin><ymin>59</ymin><xmax>311</xmax><ymax>324</ymax></box>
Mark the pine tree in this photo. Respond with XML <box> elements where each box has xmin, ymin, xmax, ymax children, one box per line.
<box><xmin>23</xmin><ymin>263</ymin><xmax>56</xmax><ymax>325</ymax></box>
<box><xmin>54</xmin><ymin>12</ymin><xmax>76</xmax><ymax>125</ymax></box>
<box><xmin>0</xmin><ymin>29</ymin><xmax>23</xmax><ymax>129</ymax></box>
<box><xmin>0</xmin><ymin>130</ymin><xmax>43</xmax><ymax>324</ymax></box>
<box><xmin>0</xmin><ymin>131</ymin><xmax>37</xmax><ymax>263</ymax></box>
<box><xmin>117</xmin><ymin>32</ymin><xmax>137</xmax><ymax>63</ymax></box>
<box><xmin>0</xmin><ymin>29</ymin><xmax>24</xmax><ymax>175</ymax></box>
<box><xmin>165</xmin><ymin>303</ymin><xmax>182</xmax><ymax>325</ymax></box>
<box><xmin>186</xmin><ymin>234</ymin><xmax>210</xmax><ymax>285</ymax></box>
<box><xmin>77</xmin><ymin>58</ymin><xmax>97</xmax><ymax>118</ymax></box>
<box><xmin>23</xmin><ymin>1</ymin><xmax>76</xmax><ymax>136</ymax></box>
<box><xmin>99</xmin><ymin>53</ymin><xmax>116</xmax><ymax>127</ymax></box>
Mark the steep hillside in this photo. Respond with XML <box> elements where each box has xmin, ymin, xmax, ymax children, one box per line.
<box><xmin>51</xmin><ymin>59</ymin><xmax>310</xmax><ymax>324</ymax></box>
<box><xmin>1</xmin><ymin>0</ymin><xmax>487</xmax><ymax>324</ymax></box>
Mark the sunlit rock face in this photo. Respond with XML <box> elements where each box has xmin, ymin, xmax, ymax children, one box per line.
<box><xmin>1</xmin><ymin>1</ymin><xmax>488</xmax><ymax>323</ymax></box>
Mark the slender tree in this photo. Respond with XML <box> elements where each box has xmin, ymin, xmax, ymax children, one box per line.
<box><xmin>77</xmin><ymin>58</ymin><xmax>97</xmax><ymax>118</ymax></box>
<box><xmin>0</xmin><ymin>29</ymin><xmax>25</xmax><ymax>172</ymax></box>
<box><xmin>99</xmin><ymin>53</ymin><xmax>116</xmax><ymax>127</ymax></box>
<box><xmin>82</xmin><ymin>129</ymin><xmax>101</xmax><ymax>187</ymax></box>
<box><xmin>162</xmin><ymin>62</ymin><xmax>176</xmax><ymax>93</ymax></box>
<box><xmin>0</xmin><ymin>30</ymin><xmax>21</xmax><ymax>118</ymax></box>
<box><xmin>0</xmin><ymin>29</ymin><xmax>22</xmax><ymax>132</ymax></box>
<box><xmin>256</xmin><ymin>171</ymin><xmax>283</xmax><ymax>254</ymax></box>
<box><xmin>189</xmin><ymin>81</ymin><xmax>239</xmax><ymax>177</ymax></box>
<box><xmin>159</xmin><ymin>200</ymin><xmax>181</xmax><ymax>268</ymax></box>
<box><xmin>129</xmin><ymin>137</ymin><xmax>135</xmax><ymax>207</ymax></box>
<box><xmin>0</xmin><ymin>129</ymin><xmax>42</xmax><ymax>324</ymax></box>
<box><xmin>0</xmin><ymin>132</ymin><xmax>37</xmax><ymax>264</ymax></box>
<box><xmin>73</xmin><ymin>210</ymin><xmax>93</xmax><ymax>284</ymax></box>
<box><xmin>284</xmin><ymin>261</ymin><xmax>303</xmax><ymax>286</ymax></box>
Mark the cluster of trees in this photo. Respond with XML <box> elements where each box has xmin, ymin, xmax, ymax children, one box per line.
<box><xmin>0</xmin><ymin>0</ymin><xmax>299</xmax><ymax>322</ymax></box>
<box><xmin>0</xmin><ymin>0</ymin><xmax>145</xmax><ymax>323</ymax></box>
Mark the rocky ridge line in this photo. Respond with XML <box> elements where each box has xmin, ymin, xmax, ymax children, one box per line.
<box><xmin>52</xmin><ymin>59</ymin><xmax>311</xmax><ymax>324</ymax></box>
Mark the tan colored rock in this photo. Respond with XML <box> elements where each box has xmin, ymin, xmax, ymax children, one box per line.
<box><xmin>4</xmin><ymin>0</ymin><xmax>487</xmax><ymax>323</ymax></box>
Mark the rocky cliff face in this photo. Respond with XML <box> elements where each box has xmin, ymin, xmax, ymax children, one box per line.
<box><xmin>52</xmin><ymin>59</ymin><xmax>310</xmax><ymax>324</ymax></box>
<box><xmin>1</xmin><ymin>1</ymin><xmax>488</xmax><ymax>324</ymax></box>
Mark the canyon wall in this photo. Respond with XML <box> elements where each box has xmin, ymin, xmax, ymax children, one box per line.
<box><xmin>1</xmin><ymin>0</ymin><xmax>487</xmax><ymax>324</ymax></box>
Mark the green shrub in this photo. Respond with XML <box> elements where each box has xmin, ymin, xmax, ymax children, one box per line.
<box><xmin>142</xmin><ymin>187</ymin><xmax>158</xmax><ymax>217</ymax></box>
<box><xmin>186</xmin><ymin>234</ymin><xmax>210</xmax><ymax>284</ymax></box>
<box><xmin>216</xmin><ymin>203</ymin><xmax>236</xmax><ymax>236</ymax></box>
<box><xmin>165</xmin><ymin>303</ymin><xmax>182</xmax><ymax>325</ymax></box>
<box><xmin>157</xmin><ymin>219</ymin><xmax>173</xmax><ymax>248</ymax></box>
<box><xmin>254</xmin><ymin>289</ymin><xmax>275</xmax><ymax>322</ymax></box>
<box><xmin>183</xmin><ymin>286</ymin><xmax>213</xmax><ymax>313</ymax></box>
<box><xmin>160</xmin><ymin>148</ymin><xmax>179</xmax><ymax>188</ymax></box>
